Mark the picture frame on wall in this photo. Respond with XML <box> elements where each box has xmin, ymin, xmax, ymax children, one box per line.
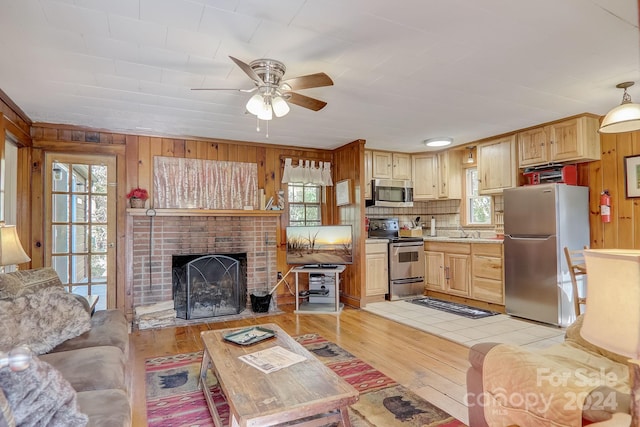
<box><xmin>336</xmin><ymin>179</ymin><xmax>351</xmax><ymax>206</ymax></box>
<box><xmin>624</xmin><ymin>155</ymin><xmax>640</xmax><ymax>198</ymax></box>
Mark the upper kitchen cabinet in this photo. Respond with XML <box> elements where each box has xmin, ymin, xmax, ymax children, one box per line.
<box><xmin>364</xmin><ymin>150</ymin><xmax>373</xmax><ymax>199</ymax></box>
<box><xmin>412</xmin><ymin>154</ymin><xmax>437</xmax><ymax>200</ymax></box>
<box><xmin>477</xmin><ymin>135</ymin><xmax>517</xmax><ymax>194</ymax></box>
<box><xmin>437</xmin><ymin>150</ymin><xmax>462</xmax><ymax>199</ymax></box>
<box><xmin>517</xmin><ymin>115</ymin><xmax>600</xmax><ymax>168</ymax></box>
<box><xmin>371</xmin><ymin>151</ymin><xmax>412</xmax><ymax>180</ymax></box>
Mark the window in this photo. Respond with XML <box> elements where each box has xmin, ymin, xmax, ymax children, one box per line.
<box><xmin>288</xmin><ymin>183</ymin><xmax>321</xmax><ymax>226</ymax></box>
<box><xmin>465</xmin><ymin>168</ymin><xmax>492</xmax><ymax>225</ymax></box>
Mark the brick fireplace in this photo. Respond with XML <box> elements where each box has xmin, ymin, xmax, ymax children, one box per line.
<box><xmin>130</xmin><ymin>215</ymin><xmax>278</xmax><ymax>313</ymax></box>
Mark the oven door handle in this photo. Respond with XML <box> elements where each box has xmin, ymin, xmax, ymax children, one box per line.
<box><xmin>391</xmin><ymin>277</ymin><xmax>424</xmax><ymax>285</ymax></box>
<box><xmin>391</xmin><ymin>245</ymin><xmax>423</xmax><ymax>256</ymax></box>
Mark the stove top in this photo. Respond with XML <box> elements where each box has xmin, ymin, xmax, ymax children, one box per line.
<box><xmin>368</xmin><ymin>218</ymin><xmax>424</xmax><ymax>243</ymax></box>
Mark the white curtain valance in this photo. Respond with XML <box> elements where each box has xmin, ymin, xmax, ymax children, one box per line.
<box><xmin>281</xmin><ymin>158</ymin><xmax>333</xmax><ymax>186</ymax></box>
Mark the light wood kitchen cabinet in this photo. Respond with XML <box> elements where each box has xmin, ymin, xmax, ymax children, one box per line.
<box><xmin>364</xmin><ymin>150</ymin><xmax>373</xmax><ymax>199</ymax></box>
<box><xmin>477</xmin><ymin>135</ymin><xmax>517</xmax><ymax>194</ymax></box>
<box><xmin>424</xmin><ymin>250</ymin><xmax>445</xmax><ymax>291</ymax></box>
<box><xmin>371</xmin><ymin>151</ymin><xmax>412</xmax><ymax>180</ymax></box>
<box><xmin>437</xmin><ymin>150</ymin><xmax>462</xmax><ymax>199</ymax></box>
<box><xmin>412</xmin><ymin>154</ymin><xmax>437</xmax><ymax>200</ymax></box>
<box><xmin>471</xmin><ymin>243</ymin><xmax>504</xmax><ymax>304</ymax></box>
<box><xmin>391</xmin><ymin>153</ymin><xmax>412</xmax><ymax>180</ymax></box>
<box><xmin>424</xmin><ymin>242</ymin><xmax>470</xmax><ymax>297</ymax></box>
<box><xmin>371</xmin><ymin>151</ymin><xmax>393</xmax><ymax>179</ymax></box>
<box><xmin>365</xmin><ymin>242</ymin><xmax>388</xmax><ymax>297</ymax></box>
<box><xmin>517</xmin><ymin>115</ymin><xmax>600</xmax><ymax>168</ymax></box>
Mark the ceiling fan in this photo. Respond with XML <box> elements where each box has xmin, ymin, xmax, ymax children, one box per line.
<box><xmin>192</xmin><ymin>56</ymin><xmax>333</xmax><ymax>121</ymax></box>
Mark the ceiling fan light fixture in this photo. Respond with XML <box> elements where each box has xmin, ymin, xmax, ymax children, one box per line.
<box><xmin>599</xmin><ymin>82</ymin><xmax>640</xmax><ymax>134</ymax></box>
<box><xmin>256</xmin><ymin>102</ymin><xmax>273</xmax><ymax>121</ymax></box>
<box><xmin>424</xmin><ymin>137</ymin><xmax>453</xmax><ymax>147</ymax></box>
<box><xmin>246</xmin><ymin>94</ymin><xmax>265</xmax><ymax>116</ymax></box>
<box><xmin>272</xmin><ymin>96</ymin><xmax>290</xmax><ymax>118</ymax></box>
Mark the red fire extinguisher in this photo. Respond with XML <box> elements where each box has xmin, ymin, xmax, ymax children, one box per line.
<box><xmin>600</xmin><ymin>190</ymin><xmax>611</xmax><ymax>223</ymax></box>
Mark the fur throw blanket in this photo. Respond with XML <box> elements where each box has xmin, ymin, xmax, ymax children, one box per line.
<box><xmin>0</xmin><ymin>288</ymin><xmax>91</xmax><ymax>354</ymax></box>
<box><xmin>0</xmin><ymin>355</ymin><xmax>88</xmax><ymax>426</ymax></box>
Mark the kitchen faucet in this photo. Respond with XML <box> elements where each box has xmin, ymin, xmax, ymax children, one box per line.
<box><xmin>458</xmin><ymin>225</ymin><xmax>469</xmax><ymax>238</ymax></box>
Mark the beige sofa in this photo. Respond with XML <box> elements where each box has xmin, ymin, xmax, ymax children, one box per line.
<box><xmin>467</xmin><ymin>315</ymin><xmax>631</xmax><ymax>426</ymax></box>
<box><xmin>0</xmin><ymin>268</ymin><xmax>131</xmax><ymax>426</ymax></box>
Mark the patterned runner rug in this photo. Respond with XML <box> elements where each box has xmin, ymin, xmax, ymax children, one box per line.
<box><xmin>145</xmin><ymin>333</ymin><xmax>466</xmax><ymax>427</ymax></box>
<box><xmin>411</xmin><ymin>297</ymin><xmax>499</xmax><ymax>319</ymax></box>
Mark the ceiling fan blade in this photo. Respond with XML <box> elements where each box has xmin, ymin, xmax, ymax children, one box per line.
<box><xmin>229</xmin><ymin>56</ymin><xmax>264</xmax><ymax>85</ymax></box>
<box><xmin>280</xmin><ymin>72</ymin><xmax>333</xmax><ymax>91</ymax></box>
<box><xmin>191</xmin><ymin>87</ymin><xmax>257</xmax><ymax>93</ymax></box>
<box><xmin>285</xmin><ymin>92</ymin><xmax>328</xmax><ymax>111</ymax></box>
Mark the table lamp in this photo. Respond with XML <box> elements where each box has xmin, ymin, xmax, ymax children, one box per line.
<box><xmin>581</xmin><ymin>249</ymin><xmax>640</xmax><ymax>426</ymax></box>
<box><xmin>0</xmin><ymin>224</ymin><xmax>31</xmax><ymax>269</ymax></box>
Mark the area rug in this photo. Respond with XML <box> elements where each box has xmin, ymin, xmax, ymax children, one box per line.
<box><xmin>145</xmin><ymin>334</ymin><xmax>466</xmax><ymax>427</ymax></box>
<box><xmin>411</xmin><ymin>297</ymin><xmax>499</xmax><ymax>319</ymax></box>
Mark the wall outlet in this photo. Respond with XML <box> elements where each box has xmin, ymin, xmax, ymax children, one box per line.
<box><xmin>277</xmin><ymin>271</ymin><xmax>283</xmax><ymax>280</ymax></box>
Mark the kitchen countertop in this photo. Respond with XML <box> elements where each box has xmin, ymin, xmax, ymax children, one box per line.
<box><xmin>366</xmin><ymin>237</ymin><xmax>503</xmax><ymax>244</ymax></box>
<box><xmin>423</xmin><ymin>236</ymin><xmax>503</xmax><ymax>244</ymax></box>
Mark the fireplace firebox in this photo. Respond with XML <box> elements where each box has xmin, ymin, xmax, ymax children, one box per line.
<box><xmin>172</xmin><ymin>253</ymin><xmax>247</xmax><ymax>320</ymax></box>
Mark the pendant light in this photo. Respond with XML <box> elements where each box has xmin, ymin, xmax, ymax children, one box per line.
<box><xmin>599</xmin><ymin>82</ymin><xmax>640</xmax><ymax>134</ymax></box>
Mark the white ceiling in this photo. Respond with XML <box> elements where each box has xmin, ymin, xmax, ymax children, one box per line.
<box><xmin>0</xmin><ymin>0</ymin><xmax>638</xmax><ymax>152</ymax></box>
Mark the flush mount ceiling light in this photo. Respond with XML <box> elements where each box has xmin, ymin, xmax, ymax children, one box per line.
<box><xmin>424</xmin><ymin>137</ymin><xmax>453</xmax><ymax>147</ymax></box>
<box><xmin>599</xmin><ymin>81</ymin><xmax>640</xmax><ymax>134</ymax></box>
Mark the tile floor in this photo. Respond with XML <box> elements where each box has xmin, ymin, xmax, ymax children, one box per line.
<box><xmin>363</xmin><ymin>300</ymin><xmax>566</xmax><ymax>350</ymax></box>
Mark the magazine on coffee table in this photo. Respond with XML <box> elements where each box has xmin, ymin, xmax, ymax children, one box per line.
<box><xmin>238</xmin><ymin>345</ymin><xmax>307</xmax><ymax>374</ymax></box>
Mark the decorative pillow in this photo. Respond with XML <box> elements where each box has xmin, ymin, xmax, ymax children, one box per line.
<box><xmin>0</xmin><ymin>268</ymin><xmax>63</xmax><ymax>300</ymax></box>
<box><xmin>0</xmin><ymin>289</ymin><xmax>91</xmax><ymax>354</ymax></box>
<box><xmin>0</xmin><ymin>388</ymin><xmax>15</xmax><ymax>427</ymax></box>
<box><xmin>0</xmin><ymin>355</ymin><xmax>88</xmax><ymax>426</ymax></box>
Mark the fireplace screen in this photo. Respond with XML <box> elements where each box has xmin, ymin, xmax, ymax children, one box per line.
<box><xmin>172</xmin><ymin>253</ymin><xmax>247</xmax><ymax>320</ymax></box>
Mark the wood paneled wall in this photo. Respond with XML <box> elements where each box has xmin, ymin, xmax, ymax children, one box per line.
<box><xmin>580</xmin><ymin>129</ymin><xmax>640</xmax><ymax>249</ymax></box>
<box><xmin>27</xmin><ymin>124</ymin><xmax>360</xmax><ymax>316</ymax></box>
<box><xmin>332</xmin><ymin>140</ymin><xmax>366</xmax><ymax>307</ymax></box>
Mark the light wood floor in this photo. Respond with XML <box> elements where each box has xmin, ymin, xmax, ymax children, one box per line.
<box><xmin>130</xmin><ymin>305</ymin><xmax>472</xmax><ymax>426</ymax></box>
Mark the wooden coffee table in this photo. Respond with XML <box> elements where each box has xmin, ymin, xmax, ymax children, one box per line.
<box><xmin>199</xmin><ymin>323</ymin><xmax>358</xmax><ymax>427</ymax></box>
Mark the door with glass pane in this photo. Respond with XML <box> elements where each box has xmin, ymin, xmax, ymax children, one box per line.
<box><xmin>45</xmin><ymin>154</ymin><xmax>116</xmax><ymax>311</ymax></box>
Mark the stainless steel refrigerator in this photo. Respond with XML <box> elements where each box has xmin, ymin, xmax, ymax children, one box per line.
<box><xmin>504</xmin><ymin>183</ymin><xmax>589</xmax><ymax>327</ymax></box>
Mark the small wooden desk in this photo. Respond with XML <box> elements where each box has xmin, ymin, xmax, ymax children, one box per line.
<box><xmin>199</xmin><ymin>323</ymin><xmax>358</xmax><ymax>427</ymax></box>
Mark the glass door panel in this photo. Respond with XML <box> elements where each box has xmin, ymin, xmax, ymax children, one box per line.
<box><xmin>45</xmin><ymin>154</ymin><xmax>116</xmax><ymax>311</ymax></box>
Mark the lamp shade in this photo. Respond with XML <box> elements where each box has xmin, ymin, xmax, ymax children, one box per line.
<box><xmin>271</xmin><ymin>96</ymin><xmax>290</xmax><ymax>118</ymax></box>
<box><xmin>0</xmin><ymin>225</ymin><xmax>31</xmax><ymax>266</ymax></box>
<box><xmin>580</xmin><ymin>249</ymin><xmax>640</xmax><ymax>359</ymax></box>
<box><xmin>245</xmin><ymin>94</ymin><xmax>265</xmax><ymax>116</ymax></box>
<box><xmin>598</xmin><ymin>102</ymin><xmax>640</xmax><ymax>134</ymax></box>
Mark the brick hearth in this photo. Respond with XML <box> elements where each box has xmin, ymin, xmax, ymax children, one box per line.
<box><xmin>130</xmin><ymin>216</ymin><xmax>278</xmax><ymax>311</ymax></box>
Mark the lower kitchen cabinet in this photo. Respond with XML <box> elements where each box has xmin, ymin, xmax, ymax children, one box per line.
<box><xmin>365</xmin><ymin>241</ymin><xmax>388</xmax><ymax>297</ymax></box>
<box><xmin>424</xmin><ymin>242</ymin><xmax>470</xmax><ymax>297</ymax></box>
<box><xmin>425</xmin><ymin>241</ymin><xmax>504</xmax><ymax>304</ymax></box>
<box><xmin>471</xmin><ymin>243</ymin><xmax>504</xmax><ymax>304</ymax></box>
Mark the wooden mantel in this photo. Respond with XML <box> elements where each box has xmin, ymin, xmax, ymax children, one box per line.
<box><xmin>126</xmin><ymin>208</ymin><xmax>283</xmax><ymax>217</ymax></box>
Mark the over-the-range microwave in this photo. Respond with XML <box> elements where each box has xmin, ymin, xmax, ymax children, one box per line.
<box><xmin>366</xmin><ymin>179</ymin><xmax>414</xmax><ymax>207</ymax></box>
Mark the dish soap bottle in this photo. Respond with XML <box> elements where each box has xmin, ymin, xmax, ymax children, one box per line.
<box><xmin>430</xmin><ymin>216</ymin><xmax>436</xmax><ymax>237</ymax></box>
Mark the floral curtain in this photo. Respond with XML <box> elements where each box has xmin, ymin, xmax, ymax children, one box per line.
<box><xmin>154</xmin><ymin>156</ymin><xmax>257</xmax><ymax>209</ymax></box>
<box><xmin>281</xmin><ymin>158</ymin><xmax>332</xmax><ymax>186</ymax></box>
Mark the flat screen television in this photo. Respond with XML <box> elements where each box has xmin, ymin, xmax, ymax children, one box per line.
<box><xmin>286</xmin><ymin>225</ymin><xmax>353</xmax><ymax>267</ymax></box>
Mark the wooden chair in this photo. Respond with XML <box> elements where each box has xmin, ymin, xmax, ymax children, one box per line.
<box><xmin>564</xmin><ymin>246</ymin><xmax>587</xmax><ymax>316</ymax></box>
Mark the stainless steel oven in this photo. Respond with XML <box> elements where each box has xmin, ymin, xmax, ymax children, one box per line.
<box><xmin>368</xmin><ymin>218</ymin><xmax>425</xmax><ymax>300</ymax></box>
<box><xmin>389</xmin><ymin>240</ymin><xmax>425</xmax><ymax>300</ymax></box>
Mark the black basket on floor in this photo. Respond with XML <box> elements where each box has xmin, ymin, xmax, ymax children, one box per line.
<box><xmin>250</xmin><ymin>293</ymin><xmax>272</xmax><ymax>313</ymax></box>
